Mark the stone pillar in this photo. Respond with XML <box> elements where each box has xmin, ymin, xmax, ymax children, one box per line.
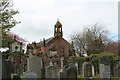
<box><xmin>92</xmin><ymin>65</ymin><xmax>95</xmax><ymax>76</ymax></box>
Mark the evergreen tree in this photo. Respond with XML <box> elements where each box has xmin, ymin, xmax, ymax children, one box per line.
<box><xmin>0</xmin><ymin>0</ymin><xmax>20</xmax><ymax>47</ymax></box>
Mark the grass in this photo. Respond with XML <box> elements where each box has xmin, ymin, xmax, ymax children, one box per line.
<box><xmin>77</xmin><ymin>75</ymin><xmax>83</xmax><ymax>78</ymax></box>
<box><xmin>111</xmin><ymin>77</ymin><xmax>119</xmax><ymax>80</ymax></box>
<box><xmin>77</xmin><ymin>75</ymin><xmax>119</xmax><ymax>80</ymax></box>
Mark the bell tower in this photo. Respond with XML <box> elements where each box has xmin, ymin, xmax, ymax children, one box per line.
<box><xmin>54</xmin><ymin>20</ymin><xmax>63</xmax><ymax>37</ymax></box>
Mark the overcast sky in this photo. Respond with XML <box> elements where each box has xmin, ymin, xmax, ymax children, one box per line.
<box><xmin>11</xmin><ymin>0</ymin><xmax>118</xmax><ymax>43</ymax></box>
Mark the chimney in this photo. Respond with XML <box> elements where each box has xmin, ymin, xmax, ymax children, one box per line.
<box><xmin>43</xmin><ymin>38</ymin><xmax>46</xmax><ymax>47</ymax></box>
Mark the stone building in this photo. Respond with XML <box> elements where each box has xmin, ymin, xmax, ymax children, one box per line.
<box><xmin>27</xmin><ymin>20</ymin><xmax>75</xmax><ymax>68</ymax></box>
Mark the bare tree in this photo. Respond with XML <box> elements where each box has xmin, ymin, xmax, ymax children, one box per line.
<box><xmin>70</xmin><ymin>23</ymin><xmax>110</xmax><ymax>56</ymax></box>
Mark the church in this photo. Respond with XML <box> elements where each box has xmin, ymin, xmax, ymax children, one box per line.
<box><xmin>27</xmin><ymin>20</ymin><xmax>75</xmax><ymax>67</ymax></box>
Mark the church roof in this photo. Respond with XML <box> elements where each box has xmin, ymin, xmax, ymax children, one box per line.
<box><xmin>54</xmin><ymin>20</ymin><xmax>62</xmax><ymax>28</ymax></box>
<box><xmin>36</xmin><ymin>37</ymin><xmax>55</xmax><ymax>47</ymax></box>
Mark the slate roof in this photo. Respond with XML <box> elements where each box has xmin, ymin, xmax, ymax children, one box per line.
<box><xmin>35</xmin><ymin>37</ymin><xmax>55</xmax><ymax>47</ymax></box>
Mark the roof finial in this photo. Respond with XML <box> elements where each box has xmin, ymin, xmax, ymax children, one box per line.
<box><xmin>57</xmin><ymin>18</ymin><xmax>59</xmax><ymax>21</ymax></box>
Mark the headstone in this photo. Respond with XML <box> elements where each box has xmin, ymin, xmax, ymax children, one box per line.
<box><xmin>60</xmin><ymin>68</ymin><xmax>67</xmax><ymax>78</ymax></box>
<box><xmin>99</xmin><ymin>55</ymin><xmax>111</xmax><ymax>78</ymax></box>
<box><xmin>23</xmin><ymin>72</ymin><xmax>37</xmax><ymax>80</ymax></box>
<box><xmin>0</xmin><ymin>52</ymin><xmax>2</xmax><ymax>79</ymax></box>
<box><xmin>27</xmin><ymin>55</ymin><xmax>42</xmax><ymax>78</ymax></box>
<box><xmin>41</xmin><ymin>68</ymin><xmax>45</xmax><ymax>79</ymax></box>
<box><xmin>60</xmin><ymin>57</ymin><xmax>64</xmax><ymax>68</ymax></box>
<box><xmin>2</xmin><ymin>58</ymin><xmax>11</xmax><ymax>78</ymax></box>
<box><xmin>83</xmin><ymin>62</ymin><xmax>92</xmax><ymax>78</ymax></box>
<box><xmin>113</xmin><ymin>62</ymin><xmax>120</xmax><ymax>77</ymax></box>
<box><xmin>66</xmin><ymin>63</ymin><xmax>77</xmax><ymax>79</ymax></box>
<box><xmin>45</xmin><ymin>65</ymin><xmax>58</xmax><ymax>78</ymax></box>
<box><xmin>12</xmin><ymin>74</ymin><xmax>21</xmax><ymax>80</ymax></box>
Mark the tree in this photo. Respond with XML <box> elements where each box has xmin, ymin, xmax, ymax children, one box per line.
<box><xmin>104</xmin><ymin>40</ymin><xmax>120</xmax><ymax>56</ymax></box>
<box><xmin>0</xmin><ymin>0</ymin><xmax>12</xmax><ymax>11</ymax></box>
<box><xmin>70</xmin><ymin>23</ymin><xmax>110</xmax><ymax>55</ymax></box>
<box><xmin>0</xmin><ymin>0</ymin><xmax>20</xmax><ymax>47</ymax></box>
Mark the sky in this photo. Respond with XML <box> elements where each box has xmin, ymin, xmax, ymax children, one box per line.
<box><xmin>11</xmin><ymin>0</ymin><xmax>119</xmax><ymax>43</ymax></box>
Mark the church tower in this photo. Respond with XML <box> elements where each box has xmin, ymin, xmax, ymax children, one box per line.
<box><xmin>54</xmin><ymin>20</ymin><xmax>63</xmax><ymax>37</ymax></box>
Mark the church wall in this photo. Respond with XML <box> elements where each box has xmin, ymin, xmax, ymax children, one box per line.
<box><xmin>43</xmin><ymin>38</ymin><xmax>74</xmax><ymax>58</ymax></box>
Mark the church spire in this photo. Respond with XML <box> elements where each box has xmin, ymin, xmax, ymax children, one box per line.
<box><xmin>54</xmin><ymin>20</ymin><xmax>63</xmax><ymax>37</ymax></box>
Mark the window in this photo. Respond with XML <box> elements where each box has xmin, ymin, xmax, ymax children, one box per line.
<box><xmin>50</xmin><ymin>51</ymin><xmax>57</xmax><ymax>56</ymax></box>
<box><xmin>62</xmin><ymin>48</ymin><xmax>65</xmax><ymax>53</ymax></box>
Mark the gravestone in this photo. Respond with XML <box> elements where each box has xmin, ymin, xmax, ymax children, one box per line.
<box><xmin>60</xmin><ymin>57</ymin><xmax>64</xmax><ymax>68</ymax></box>
<box><xmin>60</xmin><ymin>68</ymin><xmax>67</xmax><ymax>79</ymax></box>
<box><xmin>83</xmin><ymin>62</ymin><xmax>92</xmax><ymax>78</ymax></box>
<box><xmin>27</xmin><ymin>55</ymin><xmax>42</xmax><ymax>78</ymax></box>
<box><xmin>41</xmin><ymin>68</ymin><xmax>45</xmax><ymax>79</ymax></box>
<box><xmin>0</xmin><ymin>52</ymin><xmax>2</xmax><ymax>79</ymax></box>
<box><xmin>45</xmin><ymin>65</ymin><xmax>58</xmax><ymax>78</ymax></box>
<box><xmin>23</xmin><ymin>72</ymin><xmax>37</xmax><ymax>80</ymax></box>
<box><xmin>99</xmin><ymin>55</ymin><xmax>111</xmax><ymax>78</ymax></box>
<box><xmin>13</xmin><ymin>75</ymin><xmax>21</xmax><ymax>80</ymax></box>
<box><xmin>66</xmin><ymin>63</ymin><xmax>77</xmax><ymax>79</ymax></box>
<box><xmin>113</xmin><ymin>62</ymin><xmax>120</xmax><ymax>77</ymax></box>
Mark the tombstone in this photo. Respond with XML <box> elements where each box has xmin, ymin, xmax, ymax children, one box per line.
<box><xmin>60</xmin><ymin>57</ymin><xmax>64</xmax><ymax>68</ymax></box>
<box><xmin>60</xmin><ymin>68</ymin><xmax>67</xmax><ymax>79</ymax></box>
<box><xmin>66</xmin><ymin>63</ymin><xmax>77</xmax><ymax>79</ymax></box>
<box><xmin>27</xmin><ymin>55</ymin><xmax>43</xmax><ymax>78</ymax></box>
<box><xmin>45</xmin><ymin>65</ymin><xmax>58</xmax><ymax>78</ymax></box>
<box><xmin>113</xmin><ymin>62</ymin><xmax>120</xmax><ymax>77</ymax></box>
<box><xmin>23</xmin><ymin>72</ymin><xmax>37</xmax><ymax>80</ymax></box>
<box><xmin>2</xmin><ymin>58</ymin><xmax>11</xmax><ymax>78</ymax></box>
<box><xmin>13</xmin><ymin>75</ymin><xmax>21</xmax><ymax>80</ymax></box>
<box><xmin>41</xmin><ymin>68</ymin><xmax>45</xmax><ymax>79</ymax></box>
<box><xmin>83</xmin><ymin>62</ymin><xmax>92</xmax><ymax>78</ymax></box>
<box><xmin>0</xmin><ymin>52</ymin><xmax>2</xmax><ymax>79</ymax></box>
<box><xmin>99</xmin><ymin>55</ymin><xmax>111</xmax><ymax>79</ymax></box>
